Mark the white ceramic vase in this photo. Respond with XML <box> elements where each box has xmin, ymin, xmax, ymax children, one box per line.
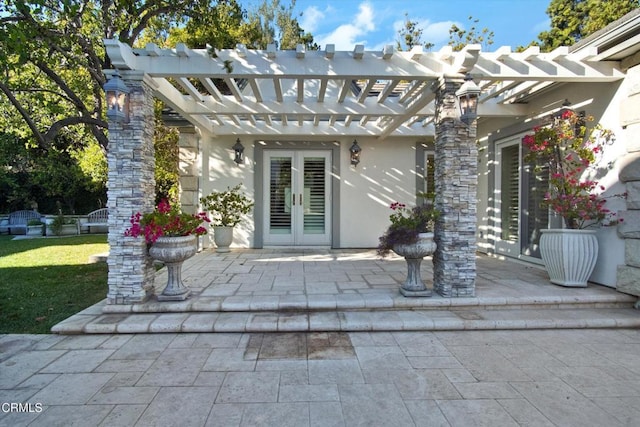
<box><xmin>213</xmin><ymin>226</ymin><xmax>234</xmax><ymax>253</ymax></box>
<box><xmin>540</xmin><ymin>229</ymin><xmax>598</xmax><ymax>287</ymax></box>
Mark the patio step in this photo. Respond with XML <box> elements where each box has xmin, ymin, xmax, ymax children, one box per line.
<box><xmin>98</xmin><ymin>291</ymin><xmax>637</xmax><ymax>315</ymax></box>
<box><xmin>51</xmin><ymin>294</ymin><xmax>640</xmax><ymax>334</ymax></box>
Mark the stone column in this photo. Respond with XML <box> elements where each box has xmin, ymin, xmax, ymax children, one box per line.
<box><xmin>617</xmin><ymin>156</ymin><xmax>640</xmax><ymax>308</ymax></box>
<box><xmin>432</xmin><ymin>77</ymin><xmax>478</xmax><ymax>297</ymax></box>
<box><xmin>178</xmin><ymin>126</ymin><xmax>201</xmax><ymax>215</ymax></box>
<box><xmin>106</xmin><ymin>71</ymin><xmax>156</xmax><ymax>304</ymax></box>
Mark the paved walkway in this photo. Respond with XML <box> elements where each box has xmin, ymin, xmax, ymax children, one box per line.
<box><xmin>2</xmin><ymin>329</ymin><xmax>640</xmax><ymax>426</ymax></box>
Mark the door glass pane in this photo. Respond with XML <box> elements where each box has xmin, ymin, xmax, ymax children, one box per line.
<box><xmin>303</xmin><ymin>157</ymin><xmax>325</xmax><ymax>234</ymax></box>
<box><xmin>522</xmin><ymin>162</ymin><xmax>549</xmax><ymax>257</ymax></box>
<box><xmin>501</xmin><ymin>145</ymin><xmax>519</xmax><ymax>242</ymax></box>
<box><xmin>269</xmin><ymin>157</ymin><xmax>292</xmax><ymax>234</ymax></box>
<box><xmin>424</xmin><ymin>152</ymin><xmax>435</xmax><ymax>199</ymax></box>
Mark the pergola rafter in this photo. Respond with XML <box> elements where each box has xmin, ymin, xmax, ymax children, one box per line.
<box><xmin>105</xmin><ymin>39</ymin><xmax>624</xmax><ymax>140</ymax></box>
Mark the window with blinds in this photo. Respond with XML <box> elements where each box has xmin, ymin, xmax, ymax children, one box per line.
<box><xmin>269</xmin><ymin>157</ymin><xmax>292</xmax><ymax>234</ymax></box>
<box><xmin>303</xmin><ymin>157</ymin><xmax>326</xmax><ymax>234</ymax></box>
<box><xmin>501</xmin><ymin>145</ymin><xmax>520</xmax><ymax>242</ymax></box>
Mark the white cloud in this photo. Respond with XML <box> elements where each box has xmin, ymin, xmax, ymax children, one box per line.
<box><xmin>300</xmin><ymin>6</ymin><xmax>325</xmax><ymax>34</ymax></box>
<box><xmin>315</xmin><ymin>2</ymin><xmax>377</xmax><ymax>50</ymax></box>
<box><xmin>423</xmin><ymin>20</ymin><xmax>458</xmax><ymax>45</ymax></box>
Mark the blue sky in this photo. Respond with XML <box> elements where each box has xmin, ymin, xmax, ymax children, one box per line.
<box><xmin>265</xmin><ymin>0</ymin><xmax>552</xmax><ymax>51</ymax></box>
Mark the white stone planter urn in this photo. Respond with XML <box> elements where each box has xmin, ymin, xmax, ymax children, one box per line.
<box><xmin>149</xmin><ymin>235</ymin><xmax>197</xmax><ymax>301</ymax></box>
<box><xmin>540</xmin><ymin>229</ymin><xmax>598</xmax><ymax>287</ymax></box>
<box><xmin>392</xmin><ymin>232</ymin><xmax>437</xmax><ymax>297</ymax></box>
<box><xmin>213</xmin><ymin>226</ymin><xmax>234</xmax><ymax>253</ymax></box>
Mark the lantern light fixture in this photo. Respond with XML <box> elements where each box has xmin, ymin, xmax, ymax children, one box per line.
<box><xmin>455</xmin><ymin>73</ymin><xmax>481</xmax><ymax>125</ymax></box>
<box><xmin>233</xmin><ymin>138</ymin><xmax>245</xmax><ymax>164</ymax></box>
<box><xmin>349</xmin><ymin>139</ymin><xmax>362</xmax><ymax>166</ymax></box>
<box><xmin>103</xmin><ymin>70</ymin><xmax>130</xmax><ymax>123</ymax></box>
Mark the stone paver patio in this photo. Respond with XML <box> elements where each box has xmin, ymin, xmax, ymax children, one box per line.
<box><xmin>2</xmin><ymin>329</ymin><xmax>640</xmax><ymax>426</ymax></box>
<box><xmin>52</xmin><ymin>249</ymin><xmax>640</xmax><ymax>334</ymax></box>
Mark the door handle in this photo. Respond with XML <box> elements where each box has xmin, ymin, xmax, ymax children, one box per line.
<box><xmin>299</xmin><ymin>194</ymin><xmax>303</xmax><ymax>205</ymax></box>
<box><xmin>292</xmin><ymin>192</ymin><xmax>296</xmax><ymax>206</ymax></box>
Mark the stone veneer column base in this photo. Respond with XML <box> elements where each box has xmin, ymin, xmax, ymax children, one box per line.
<box><xmin>106</xmin><ymin>71</ymin><xmax>157</xmax><ymax>304</ymax></box>
<box><xmin>432</xmin><ymin>77</ymin><xmax>478</xmax><ymax>298</ymax></box>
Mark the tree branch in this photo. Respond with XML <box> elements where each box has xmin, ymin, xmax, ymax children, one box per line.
<box><xmin>0</xmin><ymin>79</ymin><xmax>47</xmax><ymax>148</ymax></box>
<box><xmin>43</xmin><ymin>116</ymin><xmax>107</xmax><ymax>143</ymax></box>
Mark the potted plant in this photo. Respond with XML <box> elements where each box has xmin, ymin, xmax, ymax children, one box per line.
<box><xmin>200</xmin><ymin>183</ymin><xmax>254</xmax><ymax>253</ymax></box>
<box><xmin>26</xmin><ymin>218</ymin><xmax>45</xmax><ymax>237</ymax></box>
<box><xmin>522</xmin><ymin>109</ymin><xmax>621</xmax><ymax>287</ymax></box>
<box><xmin>48</xmin><ymin>213</ymin><xmax>78</xmax><ymax>236</ymax></box>
<box><xmin>125</xmin><ymin>199</ymin><xmax>210</xmax><ymax>300</ymax></box>
<box><xmin>378</xmin><ymin>200</ymin><xmax>439</xmax><ymax>297</ymax></box>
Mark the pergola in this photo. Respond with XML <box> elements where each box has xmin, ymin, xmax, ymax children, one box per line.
<box><xmin>103</xmin><ymin>39</ymin><xmax>624</xmax><ymax>304</ymax></box>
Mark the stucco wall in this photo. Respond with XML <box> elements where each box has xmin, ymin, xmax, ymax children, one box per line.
<box><xmin>476</xmin><ymin>80</ymin><xmax>629</xmax><ymax>287</ymax></box>
<box><xmin>339</xmin><ymin>137</ymin><xmax>418</xmax><ymax>247</ymax></box>
<box><xmin>195</xmin><ymin>133</ymin><xmax>422</xmax><ymax>249</ymax></box>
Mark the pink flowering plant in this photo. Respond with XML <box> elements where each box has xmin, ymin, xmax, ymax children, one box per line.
<box><xmin>522</xmin><ymin>109</ymin><xmax>622</xmax><ymax>229</ymax></box>
<box><xmin>124</xmin><ymin>199</ymin><xmax>210</xmax><ymax>244</ymax></box>
<box><xmin>377</xmin><ymin>201</ymin><xmax>439</xmax><ymax>257</ymax></box>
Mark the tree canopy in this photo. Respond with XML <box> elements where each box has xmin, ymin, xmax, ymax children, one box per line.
<box><xmin>0</xmin><ymin>0</ymin><xmax>315</xmax><ymax>212</ymax></box>
<box><xmin>537</xmin><ymin>0</ymin><xmax>640</xmax><ymax>50</ymax></box>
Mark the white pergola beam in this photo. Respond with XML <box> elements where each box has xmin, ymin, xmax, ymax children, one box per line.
<box><xmin>353</xmin><ymin>44</ymin><xmax>364</xmax><ymax>59</ymax></box>
<box><xmin>176</xmin><ymin>78</ymin><xmax>204</xmax><ymax>103</ymax></box>
<box><xmin>200</xmin><ymin>78</ymin><xmax>223</xmax><ymax>101</ymax></box>
<box><xmin>267</xmin><ymin>44</ymin><xmax>277</xmax><ymax>59</ymax></box>
<box><xmin>325</xmin><ymin>44</ymin><xmax>335</xmax><ymax>59</ymax></box>
<box><xmin>382</xmin><ymin>45</ymin><xmax>394</xmax><ymax>60</ymax></box>
<box><xmin>377</xmin><ymin>80</ymin><xmax>400</xmax><ymax>103</ymax></box>
<box><xmin>297</xmin><ymin>79</ymin><xmax>304</xmax><ymax>103</ymax></box>
<box><xmin>248</xmin><ymin>78</ymin><xmax>263</xmax><ymax>102</ymax></box>
<box><xmin>103</xmin><ymin>39</ymin><xmax>627</xmax><ymax>140</ymax></box>
<box><xmin>106</xmin><ymin>40</ymin><xmax>622</xmax><ymax>84</ymax></box>
<box><xmin>338</xmin><ymin>79</ymin><xmax>352</xmax><ymax>103</ymax></box>
<box><xmin>317</xmin><ymin>78</ymin><xmax>328</xmax><ymax>102</ymax></box>
<box><xmin>357</xmin><ymin>79</ymin><xmax>377</xmax><ymax>103</ymax></box>
<box><xmin>224</xmin><ymin>77</ymin><xmax>243</xmax><ymax>102</ymax></box>
<box><xmin>273</xmin><ymin>78</ymin><xmax>283</xmax><ymax>102</ymax></box>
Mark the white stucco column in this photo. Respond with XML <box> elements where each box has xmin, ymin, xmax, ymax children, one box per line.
<box><xmin>432</xmin><ymin>76</ymin><xmax>478</xmax><ymax>297</ymax></box>
<box><xmin>106</xmin><ymin>71</ymin><xmax>157</xmax><ymax>304</ymax></box>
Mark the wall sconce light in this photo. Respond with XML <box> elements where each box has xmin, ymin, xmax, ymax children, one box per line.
<box><xmin>455</xmin><ymin>73</ymin><xmax>481</xmax><ymax>125</ymax></box>
<box><xmin>349</xmin><ymin>139</ymin><xmax>361</xmax><ymax>166</ymax></box>
<box><xmin>103</xmin><ymin>70</ymin><xmax>130</xmax><ymax>123</ymax></box>
<box><xmin>233</xmin><ymin>138</ymin><xmax>244</xmax><ymax>164</ymax></box>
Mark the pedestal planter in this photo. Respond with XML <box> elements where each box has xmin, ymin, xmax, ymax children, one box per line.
<box><xmin>213</xmin><ymin>226</ymin><xmax>234</xmax><ymax>253</ymax></box>
<box><xmin>540</xmin><ymin>229</ymin><xmax>598</xmax><ymax>287</ymax></box>
<box><xmin>392</xmin><ymin>232</ymin><xmax>437</xmax><ymax>297</ymax></box>
<box><xmin>149</xmin><ymin>235</ymin><xmax>197</xmax><ymax>301</ymax></box>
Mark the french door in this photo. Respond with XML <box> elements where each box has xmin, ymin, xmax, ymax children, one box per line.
<box><xmin>263</xmin><ymin>150</ymin><xmax>331</xmax><ymax>246</ymax></box>
<box><xmin>494</xmin><ymin>136</ymin><xmax>549</xmax><ymax>259</ymax></box>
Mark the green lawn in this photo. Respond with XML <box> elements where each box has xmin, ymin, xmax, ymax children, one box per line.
<box><xmin>0</xmin><ymin>234</ymin><xmax>108</xmax><ymax>334</ymax></box>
